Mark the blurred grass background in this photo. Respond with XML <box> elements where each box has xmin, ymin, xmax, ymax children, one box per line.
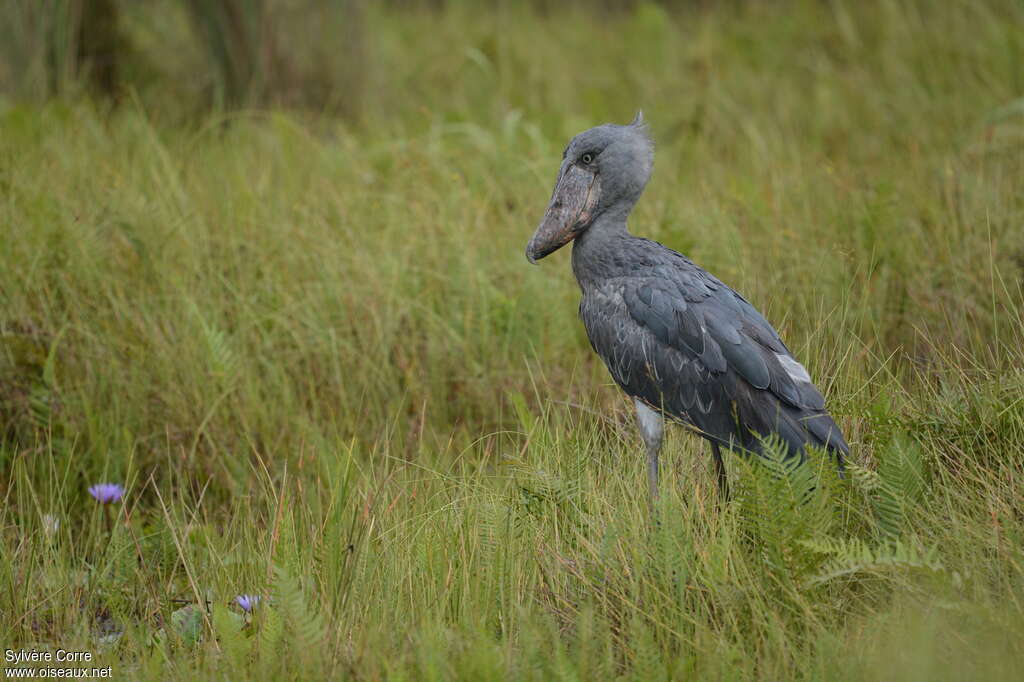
<box><xmin>1</xmin><ymin>0</ymin><xmax>1023</xmax><ymax>679</ymax></box>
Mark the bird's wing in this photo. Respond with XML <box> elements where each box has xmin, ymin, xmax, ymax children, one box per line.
<box><xmin>580</xmin><ymin>264</ymin><xmax>847</xmax><ymax>456</ymax></box>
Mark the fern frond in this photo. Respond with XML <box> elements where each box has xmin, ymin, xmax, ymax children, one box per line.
<box><xmin>257</xmin><ymin>604</ymin><xmax>284</xmax><ymax>670</ymax></box>
<box><xmin>212</xmin><ymin>604</ymin><xmax>249</xmax><ymax>667</ymax></box>
<box><xmin>274</xmin><ymin>565</ymin><xmax>326</xmax><ymax>653</ymax></box>
<box><xmin>845</xmin><ymin>462</ymin><xmax>881</xmax><ymax>492</ymax></box>
<box><xmin>800</xmin><ymin>537</ymin><xmax>942</xmax><ymax>586</ymax></box>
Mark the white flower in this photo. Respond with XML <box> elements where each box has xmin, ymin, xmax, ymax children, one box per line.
<box><xmin>42</xmin><ymin>513</ymin><xmax>60</xmax><ymax>537</ymax></box>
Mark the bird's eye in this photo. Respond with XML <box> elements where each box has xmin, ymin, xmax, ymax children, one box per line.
<box><xmin>581</xmin><ymin>153</ymin><xmax>594</xmax><ymax>165</ymax></box>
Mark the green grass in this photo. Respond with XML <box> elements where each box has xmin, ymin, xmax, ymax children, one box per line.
<box><xmin>2</xmin><ymin>0</ymin><xmax>1024</xmax><ymax>679</ymax></box>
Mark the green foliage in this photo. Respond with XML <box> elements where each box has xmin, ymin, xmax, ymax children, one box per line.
<box><xmin>733</xmin><ymin>437</ymin><xmax>833</xmax><ymax>580</ymax></box>
<box><xmin>872</xmin><ymin>436</ymin><xmax>928</xmax><ymax>541</ymax></box>
<box><xmin>211</xmin><ymin>604</ymin><xmax>248</xmax><ymax>667</ymax></box>
<box><xmin>175</xmin><ymin>0</ymin><xmax>368</xmax><ymax>112</ymax></box>
<box><xmin>169</xmin><ymin>605</ymin><xmax>204</xmax><ymax>646</ymax></box>
<box><xmin>1</xmin><ymin>0</ymin><xmax>1024</xmax><ymax>679</ymax></box>
<box><xmin>800</xmin><ymin>536</ymin><xmax>942</xmax><ymax>587</ymax></box>
<box><xmin>0</xmin><ymin>0</ymin><xmax>124</xmax><ymax>99</ymax></box>
<box><xmin>181</xmin><ymin>0</ymin><xmax>271</xmax><ymax>107</ymax></box>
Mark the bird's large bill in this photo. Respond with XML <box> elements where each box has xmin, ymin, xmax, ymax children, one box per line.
<box><xmin>526</xmin><ymin>164</ymin><xmax>600</xmax><ymax>263</ymax></box>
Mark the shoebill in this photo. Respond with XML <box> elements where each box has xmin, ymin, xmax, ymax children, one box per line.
<box><xmin>525</xmin><ymin>113</ymin><xmax>848</xmax><ymax>502</ymax></box>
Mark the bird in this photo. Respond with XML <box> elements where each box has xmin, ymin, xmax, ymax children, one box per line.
<box><xmin>525</xmin><ymin>113</ymin><xmax>848</xmax><ymax>502</ymax></box>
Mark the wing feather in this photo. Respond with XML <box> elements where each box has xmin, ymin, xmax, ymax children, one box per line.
<box><xmin>579</xmin><ymin>264</ymin><xmax>847</xmax><ymax>460</ymax></box>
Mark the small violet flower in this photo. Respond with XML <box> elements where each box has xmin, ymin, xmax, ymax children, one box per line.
<box><xmin>88</xmin><ymin>483</ymin><xmax>125</xmax><ymax>504</ymax></box>
<box><xmin>235</xmin><ymin>594</ymin><xmax>261</xmax><ymax>613</ymax></box>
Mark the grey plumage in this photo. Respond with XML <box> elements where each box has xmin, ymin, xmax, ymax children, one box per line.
<box><xmin>526</xmin><ymin>114</ymin><xmax>848</xmax><ymax>497</ymax></box>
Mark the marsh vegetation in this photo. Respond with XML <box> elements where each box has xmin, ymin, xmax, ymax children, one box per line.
<box><xmin>1</xmin><ymin>1</ymin><xmax>1023</xmax><ymax>679</ymax></box>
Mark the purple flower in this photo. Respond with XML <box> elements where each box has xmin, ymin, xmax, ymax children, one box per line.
<box><xmin>235</xmin><ymin>595</ymin><xmax>260</xmax><ymax>613</ymax></box>
<box><xmin>88</xmin><ymin>483</ymin><xmax>125</xmax><ymax>504</ymax></box>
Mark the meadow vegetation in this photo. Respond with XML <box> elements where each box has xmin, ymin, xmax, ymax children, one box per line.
<box><xmin>2</xmin><ymin>0</ymin><xmax>1024</xmax><ymax>679</ymax></box>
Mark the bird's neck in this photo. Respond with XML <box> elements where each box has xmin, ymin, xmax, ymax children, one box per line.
<box><xmin>581</xmin><ymin>210</ymin><xmax>626</xmax><ymax>242</ymax></box>
<box><xmin>571</xmin><ymin>207</ymin><xmax>633</xmax><ymax>287</ymax></box>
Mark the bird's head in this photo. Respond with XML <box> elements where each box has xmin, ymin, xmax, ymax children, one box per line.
<box><xmin>526</xmin><ymin>112</ymin><xmax>653</xmax><ymax>263</ymax></box>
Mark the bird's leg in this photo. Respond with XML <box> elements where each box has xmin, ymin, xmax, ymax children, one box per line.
<box><xmin>711</xmin><ymin>442</ymin><xmax>730</xmax><ymax>500</ymax></box>
<box><xmin>634</xmin><ymin>399</ymin><xmax>664</xmax><ymax>509</ymax></box>
<box><xmin>835</xmin><ymin>451</ymin><xmax>847</xmax><ymax>480</ymax></box>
